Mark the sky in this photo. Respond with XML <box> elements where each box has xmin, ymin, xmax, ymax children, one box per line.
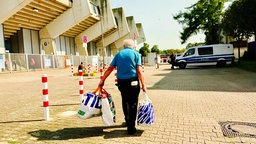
<box><xmin>110</xmin><ymin>0</ymin><xmax>206</xmax><ymax>50</ymax></box>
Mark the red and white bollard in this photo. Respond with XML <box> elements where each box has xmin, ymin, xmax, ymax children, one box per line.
<box><xmin>71</xmin><ymin>64</ymin><xmax>74</xmax><ymax>76</ymax></box>
<box><xmin>95</xmin><ymin>64</ymin><xmax>98</xmax><ymax>72</ymax></box>
<box><xmin>87</xmin><ymin>64</ymin><xmax>91</xmax><ymax>77</ymax></box>
<box><xmin>100</xmin><ymin>67</ymin><xmax>103</xmax><ymax>80</ymax></box>
<box><xmin>42</xmin><ymin>74</ymin><xmax>50</xmax><ymax>121</ymax></box>
<box><xmin>78</xmin><ymin>70</ymin><xmax>84</xmax><ymax>102</ymax></box>
<box><xmin>142</xmin><ymin>64</ymin><xmax>145</xmax><ymax>73</ymax></box>
<box><xmin>114</xmin><ymin>67</ymin><xmax>118</xmax><ymax>85</ymax></box>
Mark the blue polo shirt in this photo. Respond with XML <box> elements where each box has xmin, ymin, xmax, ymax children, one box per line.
<box><xmin>110</xmin><ymin>46</ymin><xmax>142</xmax><ymax>79</ymax></box>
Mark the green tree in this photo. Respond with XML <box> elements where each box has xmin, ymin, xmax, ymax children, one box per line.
<box><xmin>160</xmin><ymin>50</ymin><xmax>169</xmax><ymax>55</ymax></box>
<box><xmin>166</xmin><ymin>49</ymin><xmax>186</xmax><ymax>55</ymax></box>
<box><xmin>173</xmin><ymin>0</ymin><xmax>228</xmax><ymax>45</ymax></box>
<box><xmin>222</xmin><ymin>0</ymin><xmax>256</xmax><ymax>62</ymax></box>
<box><xmin>139</xmin><ymin>43</ymin><xmax>150</xmax><ymax>57</ymax></box>
<box><xmin>186</xmin><ymin>42</ymin><xmax>205</xmax><ymax>49</ymax></box>
<box><xmin>222</xmin><ymin>0</ymin><xmax>253</xmax><ymax>40</ymax></box>
<box><xmin>151</xmin><ymin>45</ymin><xmax>160</xmax><ymax>54</ymax></box>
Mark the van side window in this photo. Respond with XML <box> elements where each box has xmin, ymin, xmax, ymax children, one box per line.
<box><xmin>184</xmin><ymin>48</ymin><xmax>195</xmax><ymax>57</ymax></box>
<box><xmin>198</xmin><ymin>47</ymin><xmax>213</xmax><ymax>55</ymax></box>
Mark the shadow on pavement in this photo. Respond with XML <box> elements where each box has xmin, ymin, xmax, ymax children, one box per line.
<box><xmin>28</xmin><ymin>125</ymin><xmax>143</xmax><ymax>140</ymax></box>
<box><xmin>149</xmin><ymin>66</ymin><xmax>256</xmax><ymax>92</ymax></box>
<box><xmin>0</xmin><ymin>119</ymin><xmax>44</xmax><ymax>124</ymax></box>
<box><xmin>103</xmin><ymin>129</ymin><xmax>143</xmax><ymax>138</ymax></box>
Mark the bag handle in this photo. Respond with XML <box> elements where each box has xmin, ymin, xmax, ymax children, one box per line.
<box><xmin>93</xmin><ymin>86</ymin><xmax>102</xmax><ymax>96</ymax></box>
<box><xmin>93</xmin><ymin>86</ymin><xmax>111</xmax><ymax>98</ymax></box>
<box><xmin>141</xmin><ymin>92</ymin><xmax>152</xmax><ymax>103</ymax></box>
<box><xmin>102</xmin><ymin>88</ymin><xmax>109</xmax><ymax>94</ymax></box>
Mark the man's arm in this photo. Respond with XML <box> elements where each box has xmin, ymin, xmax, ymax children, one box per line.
<box><xmin>98</xmin><ymin>66</ymin><xmax>115</xmax><ymax>87</ymax></box>
<box><xmin>136</xmin><ymin>65</ymin><xmax>147</xmax><ymax>92</ymax></box>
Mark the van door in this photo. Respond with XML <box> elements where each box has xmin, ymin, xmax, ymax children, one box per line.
<box><xmin>183</xmin><ymin>48</ymin><xmax>198</xmax><ymax>63</ymax></box>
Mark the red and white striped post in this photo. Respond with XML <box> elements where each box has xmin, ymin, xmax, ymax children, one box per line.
<box><xmin>87</xmin><ymin>64</ymin><xmax>91</xmax><ymax>77</ymax></box>
<box><xmin>95</xmin><ymin>64</ymin><xmax>98</xmax><ymax>72</ymax></box>
<box><xmin>42</xmin><ymin>74</ymin><xmax>50</xmax><ymax>121</ymax></box>
<box><xmin>114</xmin><ymin>67</ymin><xmax>118</xmax><ymax>85</ymax></box>
<box><xmin>71</xmin><ymin>64</ymin><xmax>74</xmax><ymax>76</ymax></box>
<box><xmin>78</xmin><ymin>70</ymin><xmax>84</xmax><ymax>102</ymax></box>
<box><xmin>99</xmin><ymin>66</ymin><xmax>103</xmax><ymax>80</ymax></box>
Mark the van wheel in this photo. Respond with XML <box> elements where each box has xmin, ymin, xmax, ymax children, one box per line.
<box><xmin>217</xmin><ymin>61</ymin><xmax>226</xmax><ymax>67</ymax></box>
<box><xmin>179</xmin><ymin>62</ymin><xmax>186</xmax><ymax>69</ymax></box>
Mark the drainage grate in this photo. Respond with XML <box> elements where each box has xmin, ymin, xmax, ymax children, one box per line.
<box><xmin>219</xmin><ymin>121</ymin><xmax>256</xmax><ymax>138</ymax></box>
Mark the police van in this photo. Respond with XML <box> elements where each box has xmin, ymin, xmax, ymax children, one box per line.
<box><xmin>174</xmin><ymin>44</ymin><xmax>234</xmax><ymax>69</ymax></box>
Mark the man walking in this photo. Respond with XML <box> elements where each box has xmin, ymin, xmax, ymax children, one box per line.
<box><xmin>97</xmin><ymin>39</ymin><xmax>147</xmax><ymax>135</ymax></box>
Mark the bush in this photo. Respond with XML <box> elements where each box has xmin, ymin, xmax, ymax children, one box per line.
<box><xmin>73</xmin><ymin>71</ymin><xmax>97</xmax><ymax>76</ymax></box>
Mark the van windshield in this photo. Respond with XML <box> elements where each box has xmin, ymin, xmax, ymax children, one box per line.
<box><xmin>184</xmin><ymin>48</ymin><xmax>195</xmax><ymax>57</ymax></box>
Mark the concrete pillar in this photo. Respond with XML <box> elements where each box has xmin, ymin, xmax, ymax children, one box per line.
<box><xmin>0</xmin><ymin>24</ymin><xmax>5</xmax><ymax>54</ymax></box>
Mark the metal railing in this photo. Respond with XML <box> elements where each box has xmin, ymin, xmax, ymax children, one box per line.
<box><xmin>0</xmin><ymin>53</ymin><xmax>113</xmax><ymax>73</ymax></box>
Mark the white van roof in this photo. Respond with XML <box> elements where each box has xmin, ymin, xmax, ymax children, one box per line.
<box><xmin>190</xmin><ymin>44</ymin><xmax>233</xmax><ymax>49</ymax></box>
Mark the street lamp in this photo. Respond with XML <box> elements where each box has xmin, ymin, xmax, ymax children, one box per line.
<box><xmin>97</xmin><ymin>6</ymin><xmax>105</xmax><ymax>69</ymax></box>
<box><xmin>101</xmin><ymin>16</ymin><xmax>105</xmax><ymax>69</ymax></box>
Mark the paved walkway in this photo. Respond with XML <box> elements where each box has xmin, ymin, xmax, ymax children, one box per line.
<box><xmin>1</xmin><ymin>64</ymin><xmax>256</xmax><ymax>144</ymax></box>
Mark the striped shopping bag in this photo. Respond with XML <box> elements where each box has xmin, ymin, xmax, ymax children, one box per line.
<box><xmin>137</xmin><ymin>93</ymin><xmax>155</xmax><ymax>126</ymax></box>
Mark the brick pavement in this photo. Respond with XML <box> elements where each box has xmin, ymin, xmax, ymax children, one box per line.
<box><xmin>1</xmin><ymin>64</ymin><xmax>256</xmax><ymax>144</ymax></box>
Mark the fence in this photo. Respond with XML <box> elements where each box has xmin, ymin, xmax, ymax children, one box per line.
<box><xmin>0</xmin><ymin>53</ymin><xmax>113</xmax><ymax>73</ymax></box>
